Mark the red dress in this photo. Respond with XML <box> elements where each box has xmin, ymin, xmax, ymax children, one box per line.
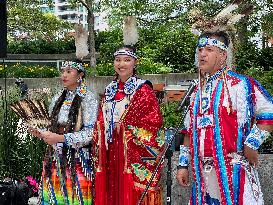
<box><xmin>94</xmin><ymin>77</ymin><xmax>164</xmax><ymax>205</ymax></box>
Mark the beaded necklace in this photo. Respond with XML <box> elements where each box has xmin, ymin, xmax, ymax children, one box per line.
<box><xmin>63</xmin><ymin>82</ymin><xmax>87</xmax><ymax>108</ymax></box>
<box><xmin>200</xmin><ymin>67</ymin><xmax>226</xmax><ymax>114</ymax></box>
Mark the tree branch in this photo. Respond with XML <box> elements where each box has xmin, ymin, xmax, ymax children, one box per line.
<box><xmin>77</xmin><ymin>0</ymin><xmax>92</xmax><ymax>14</ymax></box>
<box><xmin>137</xmin><ymin>14</ymin><xmax>184</xmax><ymax>24</ymax></box>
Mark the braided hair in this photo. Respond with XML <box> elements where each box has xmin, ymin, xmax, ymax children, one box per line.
<box><xmin>44</xmin><ymin>88</ymin><xmax>83</xmax><ymax>199</ymax></box>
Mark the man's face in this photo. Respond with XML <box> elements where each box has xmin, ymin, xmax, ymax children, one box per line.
<box><xmin>197</xmin><ymin>37</ymin><xmax>227</xmax><ymax>76</ymax></box>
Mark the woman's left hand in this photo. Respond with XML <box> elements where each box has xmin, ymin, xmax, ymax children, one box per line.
<box><xmin>42</xmin><ymin>131</ymin><xmax>65</xmax><ymax>145</ymax></box>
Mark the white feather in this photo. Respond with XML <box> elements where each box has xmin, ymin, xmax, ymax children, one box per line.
<box><xmin>123</xmin><ymin>16</ymin><xmax>139</xmax><ymax>45</ymax></box>
<box><xmin>191</xmin><ymin>28</ymin><xmax>201</xmax><ymax>36</ymax></box>
<box><xmin>227</xmin><ymin>14</ymin><xmax>244</xmax><ymax>25</ymax></box>
<box><xmin>75</xmin><ymin>24</ymin><xmax>89</xmax><ymax>60</ymax></box>
<box><xmin>215</xmin><ymin>4</ymin><xmax>239</xmax><ymax>20</ymax></box>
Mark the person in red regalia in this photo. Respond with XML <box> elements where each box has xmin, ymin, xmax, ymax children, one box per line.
<box><xmin>176</xmin><ymin>2</ymin><xmax>273</xmax><ymax>205</ymax></box>
<box><xmin>93</xmin><ymin>16</ymin><xmax>165</xmax><ymax>205</ymax></box>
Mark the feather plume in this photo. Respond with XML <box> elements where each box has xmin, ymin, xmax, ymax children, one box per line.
<box><xmin>123</xmin><ymin>16</ymin><xmax>139</xmax><ymax>46</ymax></box>
<box><xmin>227</xmin><ymin>14</ymin><xmax>244</xmax><ymax>25</ymax></box>
<box><xmin>240</xmin><ymin>4</ymin><xmax>254</xmax><ymax>16</ymax></box>
<box><xmin>10</xmin><ymin>99</ymin><xmax>50</xmax><ymax>129</ymax></box>
<box><xmin>74</xmin><ymin>23</ymin><xmax>89</xmax><ymax>60</ymax></box>
<box><xmin>215</xmin><ymin>4</ymin><xmax>238</xmax><ymax>20</ymax></box>
<box><xmin>227</xmin><ymin>5</ymin><xmax>254</xmax><ymax>26</ymax></box>
<box><xmin>232</xmin><ymin>0</ymin><xmax>243</xmax><ymax>5</ymax></box>
<box><xmin>215</xmin><ymin>0</ymin><xmax>243</xmax><ymax>20</ymax></box>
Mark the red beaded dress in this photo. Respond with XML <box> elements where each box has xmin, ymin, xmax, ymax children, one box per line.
<box><xmin>94</xmin><ymin>76</ymin><xmax>164</xmax><ymax>205</ymax></box>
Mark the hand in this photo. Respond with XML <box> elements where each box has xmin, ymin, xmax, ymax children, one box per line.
<box><xmin>244</xmin><ymin>145</ymin><xmax>259</xmax><ymax>167</ymax></box>
<box><xmin>28</xmin><ymin>127</ymin><xmax>43</xmax><ymax>139</ymax></box>
<box><xmin>176</xmin><ymin>168</ymin><xmax>190</xmax><ymax>187</ymax></box>
<box><xmin>42</xmin><ymin>131</ymin><xmax>64</xmax><ymax>145</ymax></box>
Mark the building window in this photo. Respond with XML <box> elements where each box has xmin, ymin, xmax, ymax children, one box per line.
<box><xmin>60</xmin><ymin>15</ymin><xmax>68</xmax><ymax>20</ymax></box>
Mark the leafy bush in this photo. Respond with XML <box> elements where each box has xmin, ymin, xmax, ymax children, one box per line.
<box><xmin>234</xmin><ymin>42</ymin><xmax>260</xmax><ymax>72</ymax></box>
<box><xmin>153</xmin><ymin>27</ymin><xmax>197</xmax><ymax>73</ymax></box>
<box><xmin>0</xmin><ymin>86</ymin><xmax>46</xmax><ymax>179</ymax></box>
<box><xmin>257</xmin><ymin>47</ymin><xmax>273</xmax><ymax>71</ymax></box>
<box><xmin>95</xmin><ymin>61</ymin><xmax>116</xmax><ymax>76</ymax></box>
<box><xmin>96</xmin><ymin>29</ymin><xmax>123</xmax><ymax>63</ymax></box>
<box><xmin>242</xmin><ymin>67</ymin><xmax>273</xmax><ymax>95</ymax></box>
<box><xmin>8</xmin><ymin>37</ymin><xmax>75</xmax><ymax>54</ymax></box>
<box><xmin>0</xmin><ymin>63</ymin><xmax>59</xmax><ymax>78</ymax></box>
<box><xmin>137</xmin><ymin>57</ymin><xmax>172</xmax><ymax>74</ymax></box>
<box><xmin>160</xmin><ymin>102</ymin><xmax>183</xmax><ymax>128</ymax></box>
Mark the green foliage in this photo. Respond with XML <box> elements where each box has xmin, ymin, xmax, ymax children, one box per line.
<box><xmin>0</xmin><ymin>86</ymin><xmax>46</xmax><ymax>179</ymax></box>
<box><xmin>95</xmin><ymin>61</ymin><xmax>116</xmax><ymax>76</ymax></box>
<box><xmin>153</xmin><ymin>26</ymin><xmax>197</xmax><ymax>73</ymax></box>
<box><xmin>0</xmin><ymin>63</ymin><xmax>59</xmax><ymax>78</ymax></box>
<box><xmin>242</xmin><ymin>68</ymin><xmax>273</xmax><ymax>96</ymax></box>
<box><xmin>102</xmin><ymin>0</ymin><xmax>186</xmax><ymax>27</ymax></box>
<box><xmin>8</xmin><ymin>3</ymin><xmax>72</xmax><ymax>40</ymax></box>
<box><xmin>8</xmin><ymin>37</ymin><xmax>75</xmax><ymax>54</ymax></box>
<box><xmin>96</xmin><ymin>29</ymin><xmax>123</xmax><ymax>63</ymax></box>
<box><xmin>160</xmin><ymin>102</ymin><xmax>183</xmax><ymax>128</ymax></box>
<box><xmin>257</xmin><ymin>47</ymin><xmax>273</xmax><ymax>71</ymax></box>
<box><xmin>259</xmin><ymin>3</ymin><xmax>273</xmax><ymax>38</ymax></box>
<box><xmin>234</xmin><ymin>42</ymin><xmax>260</xmax><ymax>72</ymax></box>
<box><xmin>137</xmin><ymin>57</ymin><xmax>172</xmax><ymax>74</ymax></box>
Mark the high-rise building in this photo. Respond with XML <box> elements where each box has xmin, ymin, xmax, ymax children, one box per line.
<box><xmin>40</xmin><ymin>0</ymin><xmax>108</xmax><ymax>31</ymax></box>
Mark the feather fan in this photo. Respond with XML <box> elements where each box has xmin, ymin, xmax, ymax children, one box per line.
<box><xmin>10</xmin><ymin>99</ymin><xmax>51</xmax><ymax>129</ymax></box>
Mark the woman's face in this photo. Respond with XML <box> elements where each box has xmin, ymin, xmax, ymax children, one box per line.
<box><xmin>60</xmin><ymin>67</ymin><xmax>83</xmax><ymax>90</ymax></box>
<box><xmin>114</xmin><ymin>55</ymin><xmax>137</xmax><ymax>82</ymax></box>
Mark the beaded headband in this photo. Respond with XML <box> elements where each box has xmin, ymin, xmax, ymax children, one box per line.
<box><xmin>114</xmin><ymin>49</ymin><xmax>138</xmax><ymax>60</ymax></box>
<box><xmin>61</xmin><ymin>61</ymin><xmax>85</xmax><ymax>72</ymax></box>
<box><xmin>198</xmin><ymin>37</ymin><xmax>228</xmax><ymax>51</ymax></box>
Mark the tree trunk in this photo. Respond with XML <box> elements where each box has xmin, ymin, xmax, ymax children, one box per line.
<box><xmin>237</xmin><ymin>17</ymin><xmax>249</xmax><ymax>46</ymax></box>
<box><xmin>87</xmin><ymin>2</ymin><xmax>96</xmax><ymax>68</ymax></box>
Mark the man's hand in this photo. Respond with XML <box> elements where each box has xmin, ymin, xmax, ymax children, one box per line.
<box><xmin>176</xmin><ymin>169</ymin><xmax>190</xmax><ymax>187</ymax></box>
<box><xmin>244</xmin><ymin>145</ymin><xmax>259</xmax><ymax>167</ymax></box>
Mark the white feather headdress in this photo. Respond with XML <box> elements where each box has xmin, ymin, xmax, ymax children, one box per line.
<box><xmin>189</xmin><ymin>0</ymin><xmax>254</xmax><ymax>35</ymax></box>
<box><xmin>190</xmin><ymin>1</ymin><xmax>253</xmax><ymax>68</ymax></box>
<box><xmin>74</xmin><ymin>23</ymin><xmax>89</xmax><ymax>60</ymax></box>
<box><xmin>123</xmin><ymin>16</ymin><xmax>139</xmax><ymax>46</ymax></box>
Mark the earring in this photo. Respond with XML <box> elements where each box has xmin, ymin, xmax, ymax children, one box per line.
<box><xmin>77</xmin><ymin>77</ymin><xmax>82</xmax><ymax>83</ymax></box>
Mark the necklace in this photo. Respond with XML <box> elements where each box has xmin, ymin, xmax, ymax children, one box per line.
<box><xmin>200</xmin><ymin>68</ymin><xmax>226</xmax><ymax>114</ymax></box>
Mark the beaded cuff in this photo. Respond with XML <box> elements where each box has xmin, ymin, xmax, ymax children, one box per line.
<box><xmin>244</xmin><ymin>124</ymin><xmax>271</xmax><ymax>150</ymax></box>
<box><xmin>179</xmin><ymin>145</ymin><xmax>190</xmax><ymax>167</ymax></box>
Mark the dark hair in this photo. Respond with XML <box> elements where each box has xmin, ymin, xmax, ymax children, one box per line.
<box><xmin>199</xmin><ymin>31</ymin><xmax>230</xmax><ymax>47</ymax></box>
<box><xmin>117</xmin><ymin>45</ymin><xmax>137</xmax><ymax>53</ymax></box>
<box><xmin>75</xmin><ymin>58</ymin><xmax>83</xmax><ymax>64</ymax></box>
<box><xmin>45</xmin><ymin>90</ymin><xmax>83</xmax><ymax>193</ymax></box>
